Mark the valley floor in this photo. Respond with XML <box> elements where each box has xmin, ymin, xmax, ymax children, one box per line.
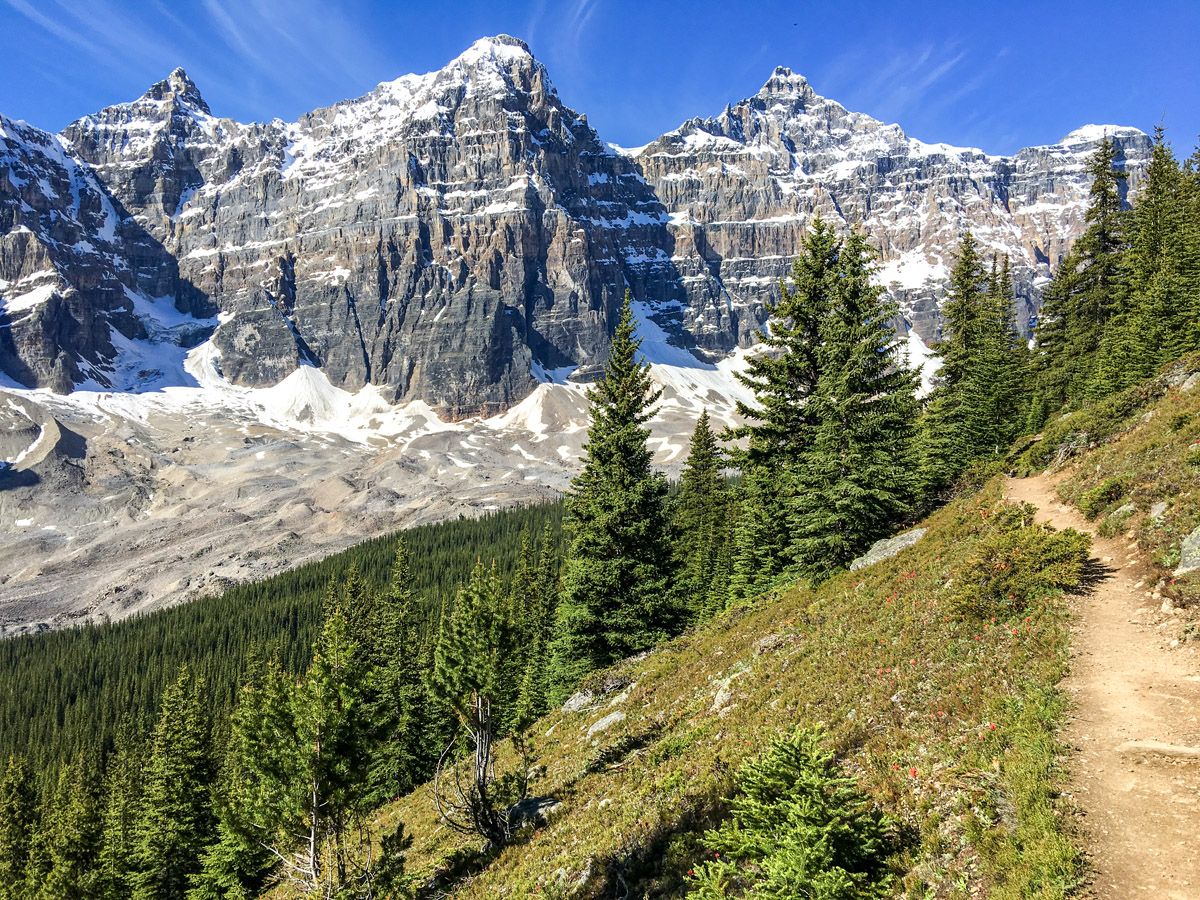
<box><xmin>1006</xmin><ymin>475</ymin><xmax>1200</xmax><ymax>899</ymax></box>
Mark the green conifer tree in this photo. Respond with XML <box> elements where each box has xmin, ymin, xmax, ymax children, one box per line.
<box><xmin>0</xmin><ymin>756</ymin><xmax>35</xmax><ymax>899</ymax></box>
<box><xmin>727</xmin><ymin>467</ymin><xmax>783</xmax><ymax>603</ymax></box>
<box><xmin>728</xmin><ymin>218</ymin><xmax>841</xmax><ymax>592</ymax></box>
<box><xmin>1033</xmin><ymin>138</ymin><xmax>1129</xmax><ymax>408</ymax></box>
<box><xmin>513</xmin><ymin>525</ymin><xmax>560</xmax><ymax>731</ymax></box>
<box><xmin>31</xmin><ymin>757</ymin><xmax>103</xmax><ymax>900</ymax></box>
<box><xmin>789</xmin><ymin>232</ymin><xmax>919</xmax><ymax>580</ymax></box>
<box><xmin>547</xmin><ymin>292</ymin><xmax>673</xmax><ymax>701</ymax></box>
<box><xmin>1112</xmin><ymin>128</ymin><xmax>1200</xmax><ymax>384</ymax></box>
<box><xmin>671</xmin><ymin>410</ymin><xmax>730</xmax><ymax>620</ymax></box>
<box><xmin>97</xmin><ymin>737</ymin><xmax>143</xmax><ymax>900</ymax></box>
<box><xmin>915</xmin><ymin>232</ymin><xmax>987</xmax><ymax>499</ymax></box>
<box><xmin>689</xmin><ymin>728</ymin><xmax>894</xmax><ymax>898</ymax></box>
<box><xmin>431</xmin><ymin>563</ymin><xmax>520</xmax><ymax>848</ymax></box>
<box><xmin>221</xmin><ymin>605</ymin><xmax>377</xmax><ymax>895</ymax></box>
<box><xmin>730</xmin><ymin>217</ymin><xmax>840</xmax><ymax>467</ymax></box>
<box><xmin>131</xmin><ymin>667</ymin><xmax>215</xmax><ymax>900</ymax></box>
<box><xmin>363</xmin><ymin>541</ymin><xmax>431</xmax><ymax>805</ymax></box>
<box><xmin>967</xmin><ymin>255</ymin><xmax>1029</xmax><ymax>453</ymax></box>
<box><xmin>187</xmin><ymin>661</ymin><xmax>277</xmax><ymax>900</ymax></box>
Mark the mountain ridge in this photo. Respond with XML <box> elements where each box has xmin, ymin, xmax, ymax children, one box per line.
<box><xmin>2</xmin><ymin>35</ymin><xmax>1149</xmax><ymax>414</ymax></box>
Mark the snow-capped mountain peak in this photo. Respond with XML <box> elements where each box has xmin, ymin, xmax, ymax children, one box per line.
<box><xmin>0</xmin><ymin>35</ymin><xmax>1158</xmax><ymax>632</ymax></box>
<box><xmin>140</xmin><ymin>66</ymin><xmax>212</xmax><ymax>115</ymax></box>
<box><xmin>756</xmin><ymin>65</ymin><xmax>814</xmax><ymax>99</ymax></box>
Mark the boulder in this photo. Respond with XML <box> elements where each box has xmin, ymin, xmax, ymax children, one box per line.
<box><xmin>586</xmin><ymin>711</ymin><xmax>625</xmax><ymax>738</ymax></box>
<box><xmin>849</xmin><ymin>528</ymin><xmax>927</xmax><ymax>571</ymax></box>
<box><xmin>1174</xmin><ymin>525</ymin><xmax>1200</xmax><ymax>577</ymax></box>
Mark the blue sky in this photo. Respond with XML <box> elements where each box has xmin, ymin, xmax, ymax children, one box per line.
<box><xmin>2</xmin><ymin>0</ymin><xmax>1198</xmax><ymax>155</ymax></box>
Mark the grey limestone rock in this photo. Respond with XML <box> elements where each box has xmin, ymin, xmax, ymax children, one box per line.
<box><xmin>1175</xmin><ymin>525</ymin><xmax>1200</xmax><ymax>577</ymax></box>
<box><xmin>849</xmin><ymin>528</ymin><xmax>928</xmax><ymax>571</ymax></box>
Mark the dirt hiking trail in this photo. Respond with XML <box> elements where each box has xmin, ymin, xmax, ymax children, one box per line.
<box><xmin>1006</xmin><ymin>475</ymin><xmax>1200</xmax><ymax>899</ymax></box>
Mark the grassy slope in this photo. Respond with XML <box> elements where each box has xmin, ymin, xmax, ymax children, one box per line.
<box><xmin>270</xmin><ymin>356</ymin><xmax>1200</xmax><ymax>899</ymax></box>
<box><xmin>1015</xmin><ymin>352</ymin><xmax>1200</xmax><ymax>607</ymax></box>
<box><xmin>350</xmin><ymin>482</ymin><xmax>1079</xmax><ymax>900</ymax></box>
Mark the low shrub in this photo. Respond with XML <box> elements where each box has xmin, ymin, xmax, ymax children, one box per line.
<box><xmin>1169</xmin><ymin>412</ymin><xmax>1193</xmax><ymax>432</ymax></box>
<box><xmin>687</xmin><ymin>727</ymin><xmax>897</xmax><ymax>899</ymax></box>
<box><xmin>1097</xmin><ymin>504</ymin><xmax>1136</xmax><ymax>538</ymax></box>
<box><xmin>950</xmin><ymin>503</ymin><xmax>1091</xmax><ymax>620</ymax></box>
<box><xmin>1076</xmin><ymin>476</ymin><xmax>1129</xmax><ymax>520</ymax></box>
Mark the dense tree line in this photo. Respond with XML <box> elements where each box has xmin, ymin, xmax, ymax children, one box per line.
<box><xmin>1033</xmin><ymin>129</ymin><xmax>1200</xmax><ymax>412</ymax></box>
<box><xmin>0</xmin><ymin>503</ymin><xmax>564</xmax><ymax>777</ymax></box>
<box><xmin>2</xmin><ymin>129</ymin><xmax>1197</xmax><ymax>895</ymax></box>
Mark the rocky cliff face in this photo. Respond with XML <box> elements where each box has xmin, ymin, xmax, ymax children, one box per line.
<box><xmin>1</xmin><ymin>36</ymin><xmax>1151</xmax><ymax>415</ymax></box>
<box><xmin>628</xmin><ymin>68</ymin><xmax>1149</xmax><ymax>350</ymax></box>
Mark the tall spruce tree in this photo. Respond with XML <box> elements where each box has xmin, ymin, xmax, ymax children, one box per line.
<box><xmin>1033</xmin><ymin>138</ymin><xmax>1129</xmax><ymax>409</ymax></box>
<box><xmin>727</xmin><ymin>466</ymin><xmax>783</xmax><ymax>602</ymax></box>
<box><xmin>967</xmin><ymin>255</ymin><xmax>1028</xmax><ymax>453</ymax></box>
<box><xmin>1093</xmin><ymin>127</ymin><xmax>1200</xmax><ymax>393</ymax></box>
<box><xmin>731</xmin><ymin>218</ymin><xmax>840</xmax><ymax>466</ymax></box>
<box><xmin>97</xmin><ymin>736</ymin><xmax>142</xmax><ymax>900</ymax></box>
<box><xmin>220</xmin><ymin>601</ymin><xmax>377</xmax><ymax>896</ymax></box>
<box><xmin>187</xmin><ymin>660</ymin><xmax>278</xmax><ymax>900</ymax></box>
<box><xmin>728</xmin><ymin>218</ymin><xmax>841</xmax><ymax>595</ymax></box>
<box><xmin>0</xmin><ymin>755</ymin><xmax>35</xmax><ymax>899</ymax></box>
<box><xmin>131</xmin><ymin>667</ymin><xmax>215</xmax><ymax>900</ymax></box>
<box><xmin>547</xmin><ymin>292</ymin><xmax>673</xmax><ymax>701</ymax></box>
<box><xmin>512</xmin><ymin>526</ymin><xmax>560</xmax><ymax>731</ymax></box>
<box><xmin>916</xmin><ymin>236</ymin><xmax>1027</xmax><ymax>499</ymax></box>
<box><xmin>431</xmin><ymin>563</ymin><xmax>520</xmax><ymax>849</ymax></box>
<box><xmin>671</xmin><ymin>410</ymin><xmax>731</xmax><ymax>620</ymax></box>
<box><xmin>287</xmin><ymin>604</ymin><xmax>375</xmax><ymax>894</ymax></box>
<box><xmin>915</xmin><ymin>232</ymin><xmax>987</xmax><ymax>499</ymax></box>
<box><xmin>363</xmin><ymin>540</ymin><xmax>430</xmax><ymax>806</ymax></box>
<box><xmin>30</xmin><ymin>757</ymin><xmax>103</xmax><ymax>900</ymax></box>
<box><xmin>789</xmin><ymin>231</ymin><xmax>919</xmax><ymax>580</ymax></box>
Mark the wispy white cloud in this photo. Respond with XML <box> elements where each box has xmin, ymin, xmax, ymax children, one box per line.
<box><xmin>5</xmin><ymin>0</ymin><xmax>396</xmax><ymax>122</ymax></box>
<box><xmin>524</xmin><ymin>0</ymin><xmax>548</xmax><ymax>48</ymax></box>
<box><xmin>535</xmin><ymin>0</ymin><xmax>601</xmax><ymax>73</ymax></box>
<box><xmin>4</xmin><ymin>0</ymin><xmax>93</xmax><ymax>53</ymax></box>
<box><xmin>565</xmin><ymin>0</ymin><xmax>599</xmax><ymax>50</ymax></box>
<box><xmin>815</xmin><ymin>42</ymin><xmax>994</xmax><ymax>132</ymax></box>
<box><xmin>196</xmin><ymin>0</ymin><xmax>392</xmax><ymax>108</ymax></box>
<box><xmin>202</xmin><ymin>0</ymin><xmax>260</xmax><ymax>62</ymax></box>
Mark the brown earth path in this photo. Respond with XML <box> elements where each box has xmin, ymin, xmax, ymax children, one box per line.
<box><xmin>1006</xmin><ymin>475</ymin><xmax>1200</xmax><ymax>899</ymax></box>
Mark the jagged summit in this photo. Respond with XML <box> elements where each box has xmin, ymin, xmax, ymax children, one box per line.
<box><xmin>456</xmin><ymin>33</ymin><xmax>534</xmax><ymax>62</ymax></box>
<box><xmin>357</xmin><ymin>33</ymin><xmax>552</xmax><ymax>126</ymax></box>
<box><xmin>139</xmin><ymin>66</ymin><xmax>211</xmax><ymax>115</ymax></box>
<box><xmin>0</xmin><ymin>34</ymin><xmax>1154</xmax><ymax>414</ymax></box>
<box><xmin>757</xmin><ymin>65</ymin><xmax>813</xmax><ymax>98</ymax></box>
<box><xmin>1059</xmin><ymin>123</ymin><xmax>1144</xmax><ymax>146</ymax></box>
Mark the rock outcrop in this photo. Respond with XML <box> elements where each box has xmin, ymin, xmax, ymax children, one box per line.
<box><xmin>1</xmin><ymin>36</ymin><xmax>1152</xmax><ymax>416</ymax></box>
